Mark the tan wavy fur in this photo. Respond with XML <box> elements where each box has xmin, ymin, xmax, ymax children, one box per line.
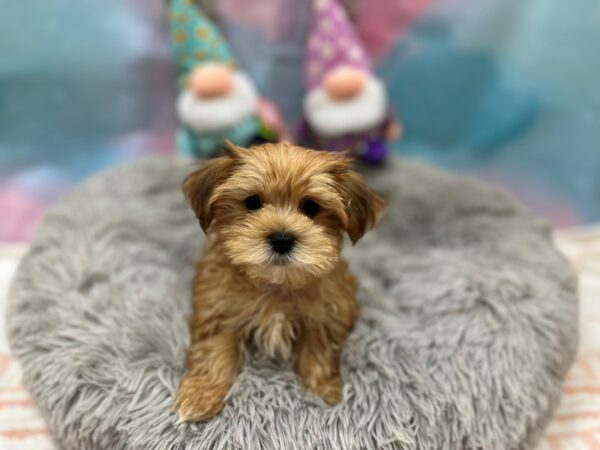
<box><xmin>175</xmin><ymin>142</ymin><xmax>384</xmax><ymax>421</ymax></box>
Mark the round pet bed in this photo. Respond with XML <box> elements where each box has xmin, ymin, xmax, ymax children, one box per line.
<box><xmin>7</xmin><ymin>157</ymin><xmax>578</xmax><ymax>450</ymax></box>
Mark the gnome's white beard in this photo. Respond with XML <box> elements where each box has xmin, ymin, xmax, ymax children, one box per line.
<box><xmin>304</xmin><ymin>76</ymin><xmax>387</xmax><ymax>137</ymax></box>
<box><xmin>177</xmin><ymin>72</ymin><xmax>258</xmax><ymax>133</ymax></box>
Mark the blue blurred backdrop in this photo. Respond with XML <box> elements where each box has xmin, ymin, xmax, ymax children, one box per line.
<box><xmin>1</xmin><ymin>0</ymin><xmax>599</xmax><ymax>240</ymax></box>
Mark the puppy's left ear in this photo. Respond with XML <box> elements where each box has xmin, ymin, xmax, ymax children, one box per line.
<box><xmin>183</xmin><ymin>155</ymin><xmax>236</xmax><ymax>232</ymax></box>
<box><xmin>335</xmin><ymin>168</ymin><xmax>385</xmax><ymax>244</ymax></box>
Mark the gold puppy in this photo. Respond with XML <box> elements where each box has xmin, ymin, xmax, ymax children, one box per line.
<box><xmin>176</xmin><ymin>142</ymin><xmax>384</xmax><ymax>421</ymax></box>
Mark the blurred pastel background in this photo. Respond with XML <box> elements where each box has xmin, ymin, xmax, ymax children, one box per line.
<box><xmin>1</xmin><ymin>0</ymin><xmax>600</xmax><ymax>242</ymax></box>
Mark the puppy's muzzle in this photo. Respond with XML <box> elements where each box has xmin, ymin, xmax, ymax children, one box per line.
<box><xmin>268</xmin><ymin>231</ymin><xmax>295</xmax><ymax>255</ymax></box>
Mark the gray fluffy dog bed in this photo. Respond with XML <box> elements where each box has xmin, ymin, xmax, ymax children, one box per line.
<box><xmin>7</xmin><ymin>156</ymin><xmax>578</xmax><ymax>450</ymax></box>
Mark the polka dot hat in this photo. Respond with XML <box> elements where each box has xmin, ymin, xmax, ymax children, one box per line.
<box><xmin>305</xmin><ymin>0</ymin><xmax>371</xmax><ymax>91</ymax></box>
<box><xmin>170</xmin><ymin>0</ymin><xmax>235</xmax><ymax>86</ymax></box>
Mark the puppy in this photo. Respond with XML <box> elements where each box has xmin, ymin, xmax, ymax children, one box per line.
<box><xmin>176</xmin><ymin>142</ymin><xmax>384</xmax><ymax>421</ymax></box>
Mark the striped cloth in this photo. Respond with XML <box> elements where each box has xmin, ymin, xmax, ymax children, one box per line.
<box><xmin>1</xmin><ymin>227</ymin><xmax>599</xmax><ymax>449</ymax></box>
<box><xmin>0</xmin><ymin>245</ymin><xmax>52</xmax><ymax>449</ymax></box>
<box><xmin>538</xmin><ymin>227</ymin><xmax>600</xmax><ymax>449</ymax></box>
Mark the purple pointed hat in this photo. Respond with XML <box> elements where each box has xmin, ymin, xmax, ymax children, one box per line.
<box><xmin>305</xmin><ymin>0</ymin><xmax>372</xmax><ymax>91</ymax></box>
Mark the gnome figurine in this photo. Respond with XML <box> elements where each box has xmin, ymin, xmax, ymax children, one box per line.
<box><xmin>298</xmin><ymin>0</ymin><xmax>402</xmax><ymax>164</ymax></box>
<box><xmin>170</xmin><ymin>0</ymin><xmax>287</xmax><ymax>158</ymax></box>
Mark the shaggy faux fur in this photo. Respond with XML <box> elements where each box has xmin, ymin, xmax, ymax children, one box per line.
<box><xmin>7</xmin><ymin>156</ymin><xmax>578</xmax><ymax>450</ymax></box>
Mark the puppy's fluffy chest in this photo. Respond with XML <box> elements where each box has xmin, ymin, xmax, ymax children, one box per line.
<box><xmin>243</xmin><ymin>286</ymin><xmax>319</xmax><ymax>361</ymax></box>
<box><xmin>248</xmin><ymin>302</ymin><xmax>297</xmax><ymax>360</ymax></box>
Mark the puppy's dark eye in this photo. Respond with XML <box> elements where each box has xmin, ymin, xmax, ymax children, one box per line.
<box><xmin>244</xmin><ymin>195</ymin><xmax>262</xmax><ymax>211</ymax></box>
<box><xmin>302</xmin><ymin>199</ymin><xmax>320</xmax><ymax>217</ymax></box>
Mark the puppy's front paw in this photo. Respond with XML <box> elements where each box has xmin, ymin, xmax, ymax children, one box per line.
<box><xmin>175</xmin><ymin>374</ymin><xmax>230</xmax><ymax>422</ymax></box>
<box><xmin>305</xmin><ymin>374</ymin><xmax>343</xmax><ymax>406</ymax></box>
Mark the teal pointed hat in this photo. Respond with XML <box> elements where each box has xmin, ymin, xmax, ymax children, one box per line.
<box><xmin>170</xmin><ymin>0</ymin><xmax>235</xmax><ymax>86</ymax></box>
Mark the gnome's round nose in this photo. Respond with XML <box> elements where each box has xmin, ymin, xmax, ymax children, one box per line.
<box><xmin>187</xmin><ymin>63</ymin><xmax>234</xmax><ymax>99</ymax></box>
<box><xmin>324</xmin><ymin>66</ymin><xmax>366</xmax><ymax>101</ymax></box>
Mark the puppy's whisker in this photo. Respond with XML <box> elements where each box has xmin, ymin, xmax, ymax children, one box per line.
<box><xmin>268</xmin><ymin>253</ymin><xmax>293</xmax><ymax>267</ymax></box>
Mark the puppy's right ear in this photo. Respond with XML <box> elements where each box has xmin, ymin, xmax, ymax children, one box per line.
<box><xmin>183</xmin><ymin>155</ymin><xmax>236</xmax><ymax>233</ymax></box>
<box><xmin>327</xmin><ymin>153</ymin><xmax>385</xmax><ymax>244</ymax></box>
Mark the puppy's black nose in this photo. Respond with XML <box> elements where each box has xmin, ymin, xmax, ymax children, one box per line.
<box><xmin>268</xmin><ymin>232</ymin><xmax>295</xmax><ymax>255</ymax></box>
